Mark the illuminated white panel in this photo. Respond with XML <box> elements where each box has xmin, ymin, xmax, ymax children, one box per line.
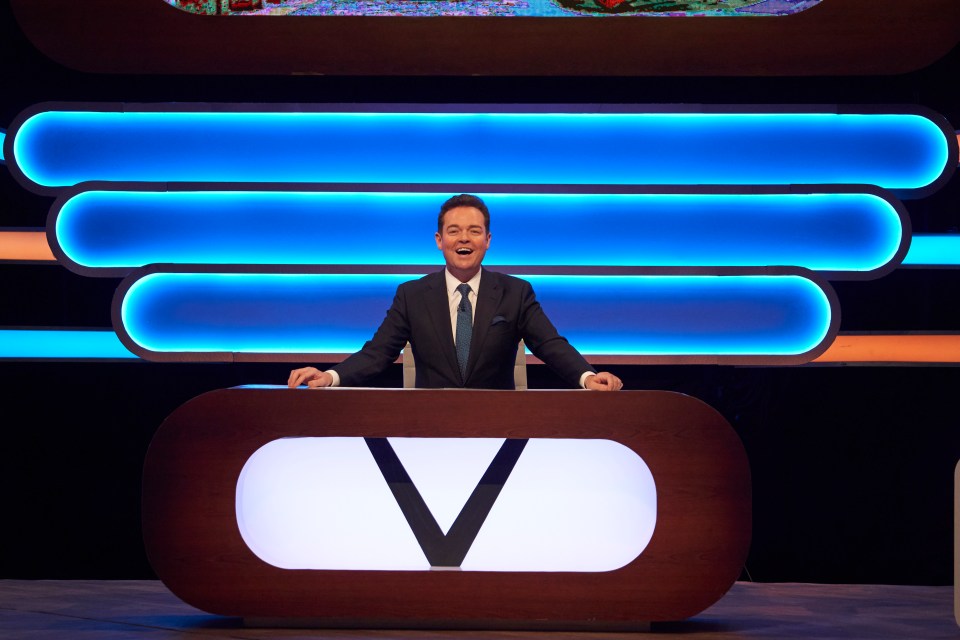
<box><xmin>236</xmin><ymin>437</ymin><xmax>656</xmax><ymax>572</ymax></box>
<box><xmin>236</xmin><ymin>437</ymin><xmax>429</xmax><ymax>570</ymax></box>
<box><xmin>463</xmin><ymin>439</ymin><xmax>656</xmax><ymax>572</ymax></box>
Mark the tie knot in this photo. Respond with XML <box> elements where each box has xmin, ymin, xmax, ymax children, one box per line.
<box><xmin>457</xmin><ymin>284</ymin><xmax>472</xmax><ymax>309</ymax></box>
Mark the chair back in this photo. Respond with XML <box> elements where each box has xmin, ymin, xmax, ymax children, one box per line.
<box><xmin>402</xmin><ymin>341</ymin><xmax>527</xmax><ymax>390</ymax></box>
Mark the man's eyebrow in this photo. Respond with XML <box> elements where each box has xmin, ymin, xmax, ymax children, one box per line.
<box><xmin>444</xmin><ymin>224</ymin><xmax>485</xmax><ymax>232</ymax></box>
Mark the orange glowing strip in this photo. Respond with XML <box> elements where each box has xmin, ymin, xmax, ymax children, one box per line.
<box><xmin>813</xmin><ymin>334</ymin><xmax>960</xmax><ymax>363</ymax></box>
<box><xmin>0</xmin><ymin>231</ymin><xmax>56</xmax><ymax>261</ymax></box>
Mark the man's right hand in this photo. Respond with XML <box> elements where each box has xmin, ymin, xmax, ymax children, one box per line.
<box><xmin>288</xmin><ymin>367</ymin><xmax>334</xmax><ymax>388</ymax></box>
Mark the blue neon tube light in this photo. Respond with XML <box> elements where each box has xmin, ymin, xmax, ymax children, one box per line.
<box><xmin>902</xmin><ymin>234</ymin><xmax>960</xmax><ymax>265</ymax></box>
<box><xmin>0</xmin><ymin>329</ymin><xmax>137</xmax><ymax>359</ymax></box>
<box><xmin>10</xmin><ymin>110</ymin><xmax>952</xmax><ymax>192</ymax></box>
<box><xmin>118</xmin><ymin>273</ymin><xmax>833</xmax><ymax>357</ymax></box>
<box><xmin>53</xmin><ymin>190</ymin><xmax>905</xmax><ymax>275</ymax></box>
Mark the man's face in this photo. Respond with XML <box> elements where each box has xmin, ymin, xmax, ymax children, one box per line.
<box><xmin>435</xmin><ymin>206</ymin><xmax>491</xmax><ymax>282</ymax></box>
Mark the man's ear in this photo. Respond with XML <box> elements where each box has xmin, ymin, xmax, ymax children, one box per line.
<box><xmin>435</xmin><ymin>232</ymin><xmax>443</xmax><ymax>250</ymax></box>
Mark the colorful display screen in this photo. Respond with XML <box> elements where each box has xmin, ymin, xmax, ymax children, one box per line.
<box><xmin>163</xmin><ymin>0</ymin><xmax>822</xmax><ymax>17</ymax></box>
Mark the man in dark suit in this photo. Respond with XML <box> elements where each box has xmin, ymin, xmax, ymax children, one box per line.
<box><xmin>288</xmin><ymin>194</ymin><xmax>623</xmax><ymax>391</ymax></box>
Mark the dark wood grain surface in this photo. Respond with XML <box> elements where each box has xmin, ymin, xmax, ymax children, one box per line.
<box><xmin>141</xmin><ymin>388</ymin><xmax>751</xmax><ymax>627</ymax></box>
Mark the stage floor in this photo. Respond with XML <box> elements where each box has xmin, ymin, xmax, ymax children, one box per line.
<box><xmin>0</xmin><ymin>580</ymin><xmax>956</xmax><ymax>639</ymax></box>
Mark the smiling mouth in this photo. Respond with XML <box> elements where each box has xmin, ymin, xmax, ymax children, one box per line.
<box><xmin>456</xmin><ymin>248</ymin><xmax>473</xmax><ymax>255</ymax></box>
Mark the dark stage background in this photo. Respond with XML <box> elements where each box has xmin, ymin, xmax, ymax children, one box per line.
<box><xmin>2</xmin><ymin>2</ymin><xmax>959</xmax><ymax>585</ymax></box>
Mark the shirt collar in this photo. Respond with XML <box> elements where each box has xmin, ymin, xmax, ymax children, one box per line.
<box><xmin>444</xmin><ymin>268</ymin><xmax>482</xmax><ymax>299</ymax></box>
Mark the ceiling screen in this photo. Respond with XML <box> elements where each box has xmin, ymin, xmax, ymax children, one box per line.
<box><xmin>163</xmin><ymin>0</ymin><xmax>822</xmax><ymax>17</ymax></box>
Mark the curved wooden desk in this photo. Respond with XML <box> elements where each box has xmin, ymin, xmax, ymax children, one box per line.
<box><xmin>142</xmin><ymin>387</ymin><xmax>750</xmax><ymax>629</ymax></box>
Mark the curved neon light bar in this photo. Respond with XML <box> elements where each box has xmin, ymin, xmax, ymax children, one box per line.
<box><xmin>54</xmin><ymin>190</ymin><xmax>905</xmax><ymax>276</ymax></box>
<box><xmin>117</xmin><ymin>272</ymin><xmax>833</xmax><ymax>358</ymax></box>
<box><xmin>10</xmin><ymin>109</ymin><xmax>952</xmax><ymax>192</ymax></box>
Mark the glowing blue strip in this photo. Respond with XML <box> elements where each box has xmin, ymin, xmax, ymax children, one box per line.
<box><xmin>0</xmin><ymin>329</ymin><xmax>137</xmax><ymax>358</ymax></box>
<box><xmin>119</xmin><ymin>273</ymin><xmax>832</xmax><ymax>356</ymax></box>
<box><xmin>56</xmin><ymin>191</ymin><xmax>903</xmax><ymax>273</ymax></box>
<box><xmin>903</xmin><ymin>234</ymin><xmax>960</xmax><ymax>265</ymax></box>
<box><xmin>13</xmin><ymin>111</ymin><xmax>950</xmax><ymax>190</ymax></box>
<box><xmin>0</xmin><ymin>129</ymin><xmax>5</xmax><ymax>163</ymax></box>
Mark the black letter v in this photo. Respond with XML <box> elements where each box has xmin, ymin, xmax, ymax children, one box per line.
<box><xmin>364</xmin><ymin>437</ymin><xmax>528</xmax><ymax>568</ymax></box>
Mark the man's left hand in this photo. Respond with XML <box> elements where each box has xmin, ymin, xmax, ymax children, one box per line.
<box><xmin>585</xmin><ymin>371</ymin><xmax>623</xmax><ymax>391</ymax></box>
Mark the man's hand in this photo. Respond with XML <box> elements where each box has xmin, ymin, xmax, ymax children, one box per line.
<box><xmin>288</xmin><ymin>367</ymin><xmax>334</xmax><ymax>389</ymax></box>
<box><xmin>584</xmin><ymin>371</ymin><xmax>623</xmax><ymax>391</ymax></box>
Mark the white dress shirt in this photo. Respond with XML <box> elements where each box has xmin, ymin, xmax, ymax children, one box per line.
<box><xmin>444</xmin><ymin>268</ymin><xmax>481</xmax><ymax>345</ymax></box>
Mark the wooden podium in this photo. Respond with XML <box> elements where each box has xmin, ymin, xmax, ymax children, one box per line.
<box><xmin>142</xmin><ymin>388</ymin><xmax>751</xmax><ymax>630</ymax></box>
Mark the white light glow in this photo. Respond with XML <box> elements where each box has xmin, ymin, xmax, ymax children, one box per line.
<box><xmin>236</xmin><ymin>437</ymin><xmax>429</xmax><ymax>570</ymax></box>
<box><xmin>236</xmin><ymin>437</ymin><xmax>657</xmax><ymax>572</ymax></box>
<box><xmin>462</xmin><ymin>439</ymin><xmax>657</xmax><ymax>572</ymax></box>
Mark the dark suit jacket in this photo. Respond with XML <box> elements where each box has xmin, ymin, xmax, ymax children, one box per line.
<box><xmin>333</xmin><ymin>269</ymin><xmax>594</xmax><ymax>389</ymax></box>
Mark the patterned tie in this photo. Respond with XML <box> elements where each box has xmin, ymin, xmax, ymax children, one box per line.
<box><xmin>455</xmin><ymin>283</ymin><xmax>473</xmax><ymax>381</ymax></box>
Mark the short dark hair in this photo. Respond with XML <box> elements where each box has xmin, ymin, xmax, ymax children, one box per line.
<box><xmin>438</xmin><ymin>194</ymin><xmax>490</xmax><ymax>233</ymax></box>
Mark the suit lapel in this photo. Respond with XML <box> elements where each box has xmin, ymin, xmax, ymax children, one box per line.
<box><xmin>423</xmin><ymin>270</ymin><xmax>462</xmax><ymax>383</ymax></box>
<box><xmin>467</xmin><ymin>269</ymin><xmax>503</xmax><ymax>381</ymax></box>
